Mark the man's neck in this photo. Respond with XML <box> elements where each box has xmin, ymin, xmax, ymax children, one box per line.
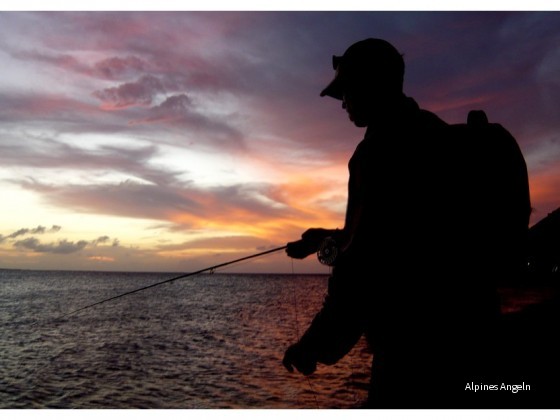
<box><xmin>365</xmin><ymin>94</ymin><xmax>416</xmax><ymax>132</ymax></box>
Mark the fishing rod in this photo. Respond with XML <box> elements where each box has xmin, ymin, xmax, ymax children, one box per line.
<box><xmin>47</xmin><ymin>245</ymin><xmax>287</xmax><ymax>323</ymax></box>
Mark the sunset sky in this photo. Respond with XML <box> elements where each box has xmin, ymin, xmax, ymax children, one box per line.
<box><xmin>0</xmin><ymin>11</ymin><xmax>559</xmax><ymax>273</ymax></box>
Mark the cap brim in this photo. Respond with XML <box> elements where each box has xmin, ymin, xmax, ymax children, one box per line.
<box><xmin>320</xmin><ymin>76</ymin><xmax>343</xmax><ymax>100</ymax></box>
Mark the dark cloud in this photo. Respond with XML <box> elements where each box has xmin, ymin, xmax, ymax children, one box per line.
<box><xmin>0</xmin><ymin>136</ymin><xmax>182</xmax><ymax>187</ymax></box>
<box><xmin>14</xmin><ymin>237</ymin><xmax>89</xmax><ymax>254</ymax></box>
<box><xmin>93</xmin><ymin>75</ymin><xmax>166</xmax><ymax>109</ymax></box>
<box><xmin>15</xmin><ymin>177</ymin><xmax>297</xmax><ymax>231</ymax></box>
<box><xmin>150</xmin><ymin>94</ymin><xmax>194</xmax><ymax>116</ymax></box>
<box><xmin>0</xmin><ymin>89</ymin><xmax>245</xmax><ymax>154</ymax></box>
<box><xmin>0</xmin><ymin>92</ymin><xmax>131</xmax><ymax>138</ymax></box>
<box><xmin>8</xmin><ymin>48</ymin><xmax>91</xmax><ymax>75</ymax></box>
<box><xmin>0</xmin><ymin>92</ymin><xmax>99</xmax><ymax>124</ymax></box>
<box><xmin>0</xmin><ymin>224</ymin><xmax>63</xmax><ymax>245</ymax></box>
<box><xmin>131</xmin><ymin>94</ymin><xmax>195</xmax><ymax>126</ymax></box>
<box><xmin>93</xmin><ymin>56</ymin><xmax>150</xmax><ymax>80</ymax></box>
<box><xmin>91</xmin><ymin>235</ymin><xmax>111</xmax><ymax>245</ymax></box>
<box><xmin>8</xmin><ymin>227</ymin><xmax>44</xmax><ymax>238</ymax></box>
<box><xmin>130</xmin><ymin>94</ymin><xmax>245</xmax><ymax>149</ymax></box>
<box><xmin>4</xmin><ymin>28</ymin><xmax>162</xmax><ymax>92</ymax></box>
<box><xmin>11</xmin><ymin>233</ymin><xmax>119</xmax><ymax>255</ymax></box>
<box><xmin>17</xmin><ymin>178</ymin><xmax>202</xmax><ymax>222</ymax></box>
<box><xmin>3</xmin><ymin>225</ymin><xmax>63</xmax><ymax>241</ymax></box>
<box><xmin>10</xmin><ymin>46</ymin><xmax>151</xmax><ymax>82</ymax></box>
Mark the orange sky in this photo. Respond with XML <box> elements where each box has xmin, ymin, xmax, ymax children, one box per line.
<box><xmin>1</xmin><ymin>11</ymin><xmax>559</xmax><ymax>272</ymax></box>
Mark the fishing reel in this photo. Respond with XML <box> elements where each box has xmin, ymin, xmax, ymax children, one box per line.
<box><xmin>317</xmin><ymin>236</ymin><xmax>339</xmax><ymax>266</ymax></box>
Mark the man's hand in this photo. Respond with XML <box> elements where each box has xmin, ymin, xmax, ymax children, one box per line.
<box><xmin>301</xmin><ymin>228</ymin><xmax>334</xmax><ymax>244</ymax></box>
<box><xmin>286</xmin><ymin>228</ymin><xmax>336</xmax><ymax>260</ymax></box>
<box><xmin>282</xmin><ymin>342</ymin><xmax>317</xmax><ymax>376</ymax></box>
<box><xmin>286</xmin><ymin>239</ymin><xmax>317</xmax><ymax>259</ymax></box>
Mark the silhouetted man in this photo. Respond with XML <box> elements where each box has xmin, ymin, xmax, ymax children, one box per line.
<box><xmin>283</xmin><ymin>38</ymin><xmax>531</xmax><ymax>408</ymax></box>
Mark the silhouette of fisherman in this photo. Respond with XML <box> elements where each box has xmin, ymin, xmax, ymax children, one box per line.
<box><xmin>283</xmin><ymin>38</ymin><xmax>531</xmax><ymax>407</ymax></box>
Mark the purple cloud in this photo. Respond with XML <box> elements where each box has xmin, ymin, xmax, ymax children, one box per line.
<box><xmin>93</xmin><ymin>75</ymin><xmax>166</xmax><ymax>109</ymax></box>
<box><xmin>93</xmin><ymin>56</ymin><xmax>150</xmax><ymax>80</ymax></box>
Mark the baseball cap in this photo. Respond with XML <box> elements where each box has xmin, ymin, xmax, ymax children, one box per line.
<box><xmin>320</xmin><ymin>38</ymin><xmax>404</xmax><ymax>100</ymax></box>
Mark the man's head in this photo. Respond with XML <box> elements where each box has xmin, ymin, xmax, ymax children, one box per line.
<box><xmin>321</xmin><ymin>38</ymin><xmax>405</xmax><ymax>127</ymax></box>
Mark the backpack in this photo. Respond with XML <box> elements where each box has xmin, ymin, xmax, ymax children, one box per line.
<box><xmin>446</xmin><ymin>110</ymin><xmax>531</xmax><ymax>284</ymax></box>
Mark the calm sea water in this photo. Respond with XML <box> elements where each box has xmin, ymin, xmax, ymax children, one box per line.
<box><xmin>0</xmin><ymin>269</ymin><xmax>372</xmax><ymax>409</ymax></box>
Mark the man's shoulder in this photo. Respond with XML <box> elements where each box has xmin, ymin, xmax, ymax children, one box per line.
<box><xmin>417</xmin><ymin>108</ymin><xmax>449</xmax><ymax>130</ymax></box>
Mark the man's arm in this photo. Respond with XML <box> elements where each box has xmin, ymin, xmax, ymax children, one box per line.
<box><xmin>283</xmin><ymin>152</ymin><xmax>369</xmax><ymax>375</ymax></box>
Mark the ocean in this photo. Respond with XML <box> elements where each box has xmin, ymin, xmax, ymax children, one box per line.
<box><xmin>0</xmin><ymin>269</ymin><xmax>372</xmax><ymax>409</ymax></box>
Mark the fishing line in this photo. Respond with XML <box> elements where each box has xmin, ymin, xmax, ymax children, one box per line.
<box><xmin>289</xmin><ymin>257</ymin><xmax>319</xmax><ymax>408</ymax></box>
<box><xmin>41</xmin><ymin>245</ymin><xmax>287</xmax><ymax>325</ymax></box>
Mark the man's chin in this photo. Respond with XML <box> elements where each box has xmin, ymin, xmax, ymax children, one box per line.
<box><xmin>347</xmin><ymin>113</ymin><xmax>368</xmax><ymax>127</ymax></box>
<box><xmin>351</xmin><ymin>118</ymin><xmax>368</xmax><ymax>128</ymax></box>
